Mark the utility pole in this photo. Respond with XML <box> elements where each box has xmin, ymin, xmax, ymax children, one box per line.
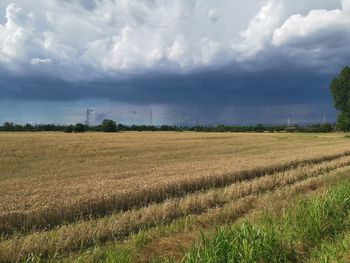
<box><xmin>85</xmin><ymin>108</ymin><xmax>93</xmax><ymax>126</ymax></box>
<box><xmin>287</xmin><ymin>117</ymin><xmax>291</xmax><ymax>126</ymax></box>
<box><xmin>322</xmin><ymin>113</ymin><xmax>327</xmax><ymax>124</ymax></box>
<box><xmin>149</xmin><ymin>108</ymin><xmax>153</xmax><ymax>126</ymax></box>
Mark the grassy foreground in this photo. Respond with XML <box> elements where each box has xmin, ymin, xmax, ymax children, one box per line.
<box><xmin>181</xmin><ymin>182</ymin><xmax>350</xmax><ymax>263</ymax></box>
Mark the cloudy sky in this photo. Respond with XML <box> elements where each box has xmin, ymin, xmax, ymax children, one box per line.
<box><xmin>0</xmin><ymin>0</ymin><xmax>349</xmax><ymax>125</ymax></box>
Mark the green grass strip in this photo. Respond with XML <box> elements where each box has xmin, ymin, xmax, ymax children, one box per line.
<box><xmin>181</xmin><ymin>183</ymin><xmax>350</xmax><ymax>263</ymax></box>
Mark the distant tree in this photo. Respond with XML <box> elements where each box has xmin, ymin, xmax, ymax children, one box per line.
<box><xmin>117</xmin><ymin>123</ymin><xmax>128</xmax><ymax>131</ymax></box>
<box><xmin>74</xmin><ymin>123</ymin><xmax>86</xmax><ymax>133</ymax></box>
<box><xmin>330</xmin><ymin>66</ymin><xmax>350</xmax><ymax>131</ymax></box>
<box><xmin>101</xmin><ymin>119</ymin><xmax>117</xmax><ymax>132</ymax></box>
<box><xmin>14</xmin><ymin>124</ymin><xmax>24</xmax><ymax>131</ymax></box>
<box><xmin>24</xmin><ymin>123</ymin><xmax>33</xmax><ymax>131</ymax></box>
<box><xmin>64</xmin><ymin>125</ymin><xmax>74</xmax><ymax>133</ymax></box>
<box><xmin>256</xmin><ymin>124</ymin><xmax>265</xmax><ymax>133</ymax></box>
<box><xmin>322</xmin><ymin>123</ymin><xmax>333</xmax><ymax>133</ymax></box>
<box><xmin>3</xmin><ymin>122</ymin><xmax>14</xmax><ymax>131</ymax></box>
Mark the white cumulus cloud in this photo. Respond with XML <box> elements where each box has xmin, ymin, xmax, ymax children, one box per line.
<box><xmin>0</xmin><ymin>3</ymin><xmax>37</xmax><ymax>63</ymax></box>
<box><xmin>0</xmin><ymin>0</ymin><xmax>348</xmax><ymax>80</ymax></box>
<box><xmin>272</xmin><ymin>5</ymin><xmax>350</xmax><ymax>46</ymax></box>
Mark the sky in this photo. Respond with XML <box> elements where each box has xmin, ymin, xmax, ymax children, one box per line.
<box><xmin>0</xmin><ymin>0</ymin><xmax>349</xmax><ymax>125</ymax></box>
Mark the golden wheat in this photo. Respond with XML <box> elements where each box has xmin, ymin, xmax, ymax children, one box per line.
<box><xmin>1</xmin><ymin>132</ymin><xmax>350</xmax><ymax>235</ymax></box>
<box><xmin>1</xmin><ymin>132</ymin><xmax>350</xmax><ymax>261</ymax></box>
<box><xmin>1</xmin><ymin>154</ymin><xmax>350</xmax><ymax>261</ymax></box>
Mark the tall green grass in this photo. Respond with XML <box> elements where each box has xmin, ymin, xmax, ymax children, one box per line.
<box><xmin>279</xmin><ymin>184</ymin><xmax>350</xmax><ymax>252</ymax></box>
<box><xmin>182</xmin><ymin>224</ymin><xmax>290</xmax><ymax>263</ymax></box>
<box><xmin>308</xmin><ymin>232</ymin><xmax>350</xmax><ymax>263</ymax></box>
<box><xmin>181</xmin><ymin>184</ymin><xmax>350</xmax><ymax>263</ymax></box>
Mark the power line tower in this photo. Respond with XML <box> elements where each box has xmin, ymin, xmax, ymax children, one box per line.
<box><xmin>322</xmin><ymin>113</ymin><xmax>327</xmax><ymax>124</ymax></box>
<box><xmin>287</xmin><ymin>117</ymin><xmax>291</xmax><ymax>126</ymax></box>
<box><xmin>149</xmin><ymin>108</ymin><xmax>153</xmax><ymax>126</ymax></box>
<box><xmin>85</xmin><ymin>108</ymin><xmax>93</xmax><ymax>126</ymax></box>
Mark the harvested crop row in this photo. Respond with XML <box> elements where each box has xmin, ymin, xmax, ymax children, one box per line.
<box><xmin>2</xmin><ymin>155</ymin><xmax>350</xmax><ymax>262</ymax></box>
<box><xmin>2</xmin><ymin>150</ymin><xmax>350</xmax><ymax>235</ymax></box>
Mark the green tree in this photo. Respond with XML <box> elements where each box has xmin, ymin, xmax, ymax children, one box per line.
<box><xmin>74</xmin><ymin>123</ymin><xmax>86</xmax><ymax>133</ymax></box>
<box><xmin>3</xmin><ymin>122</ymin><xmax>14</xmax><ymax>131</ymax></box>
<box><xmin>24</xmin><ymin>123</ymin><xmax>33</xmax><ymax>131</ymax></box>
<box><xmin>330</xmin><ymin>66</ymin><xmax>350</xmax><ymax>131</ymax></box>
<box><xmin>101</xmin><ymin>119</ymin><xmax>117</xmax><ymax>132</ymax></box>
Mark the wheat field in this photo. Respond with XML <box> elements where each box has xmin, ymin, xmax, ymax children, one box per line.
<box><xmin>1</xmin><ymin>132</ymin><xmax>350</xmax><ymax>262</ymax></box>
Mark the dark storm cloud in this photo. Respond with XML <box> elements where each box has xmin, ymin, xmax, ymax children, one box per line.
<box><xmin>0</xmin><ymin>63</ymin><xmax>335</xmax><ymax>108</ymax></box>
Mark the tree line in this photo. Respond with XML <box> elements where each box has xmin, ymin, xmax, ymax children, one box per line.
<box><xmin>0</xmin><ymin>120</ymin><xmax>335</xmax><ymax>133</ymax></box>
